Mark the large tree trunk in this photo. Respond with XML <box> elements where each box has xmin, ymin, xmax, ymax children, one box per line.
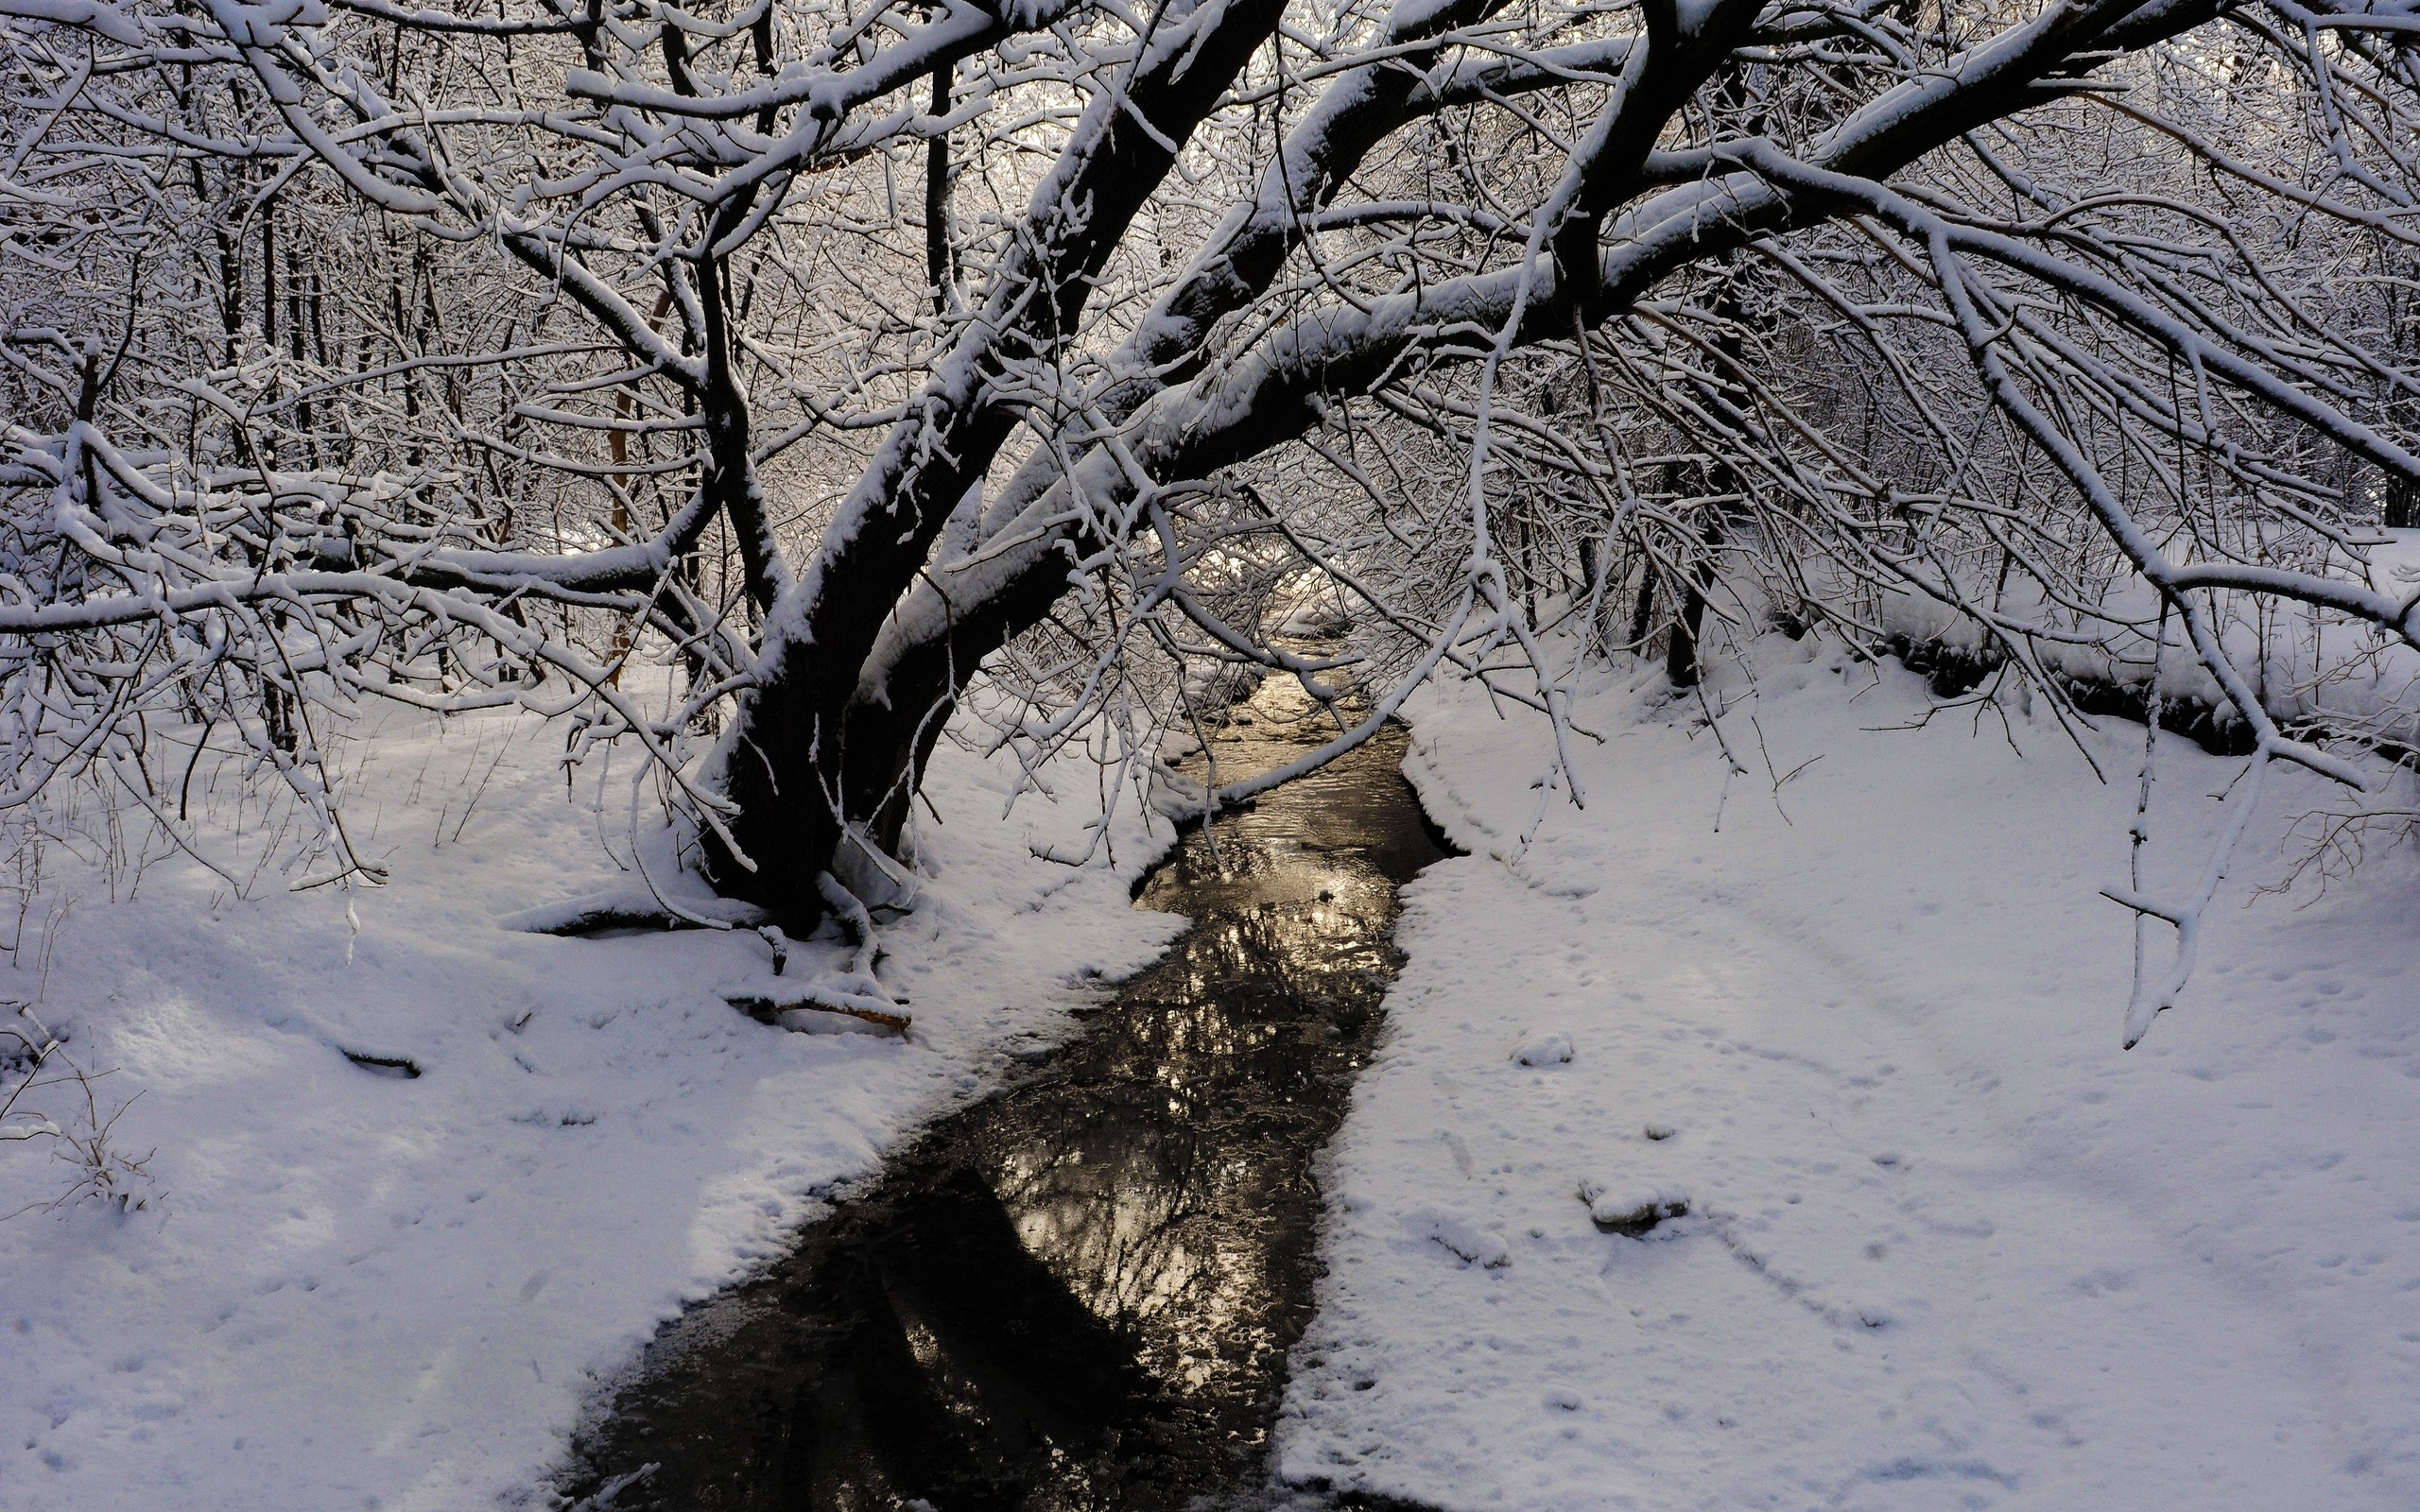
<box><xmin>704</xmin><ymin>0</ymin><xmax>1295</xmax><ymax>916</ymax></box>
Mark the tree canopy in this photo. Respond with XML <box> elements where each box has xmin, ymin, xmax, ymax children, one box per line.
<box><xmin>6</xmin><ymin>0</ymin><xmax>2420</xmax><ymax>1033</ymax></box>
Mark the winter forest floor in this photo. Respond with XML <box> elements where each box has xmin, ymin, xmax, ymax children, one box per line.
<box><xmin>1282</xmin><ymin>636</ymin><xmax>2420</xmax><ymax>1512</ymax></box>
<box><xmin>0</xmin><ymin>706</ymin><xmax>1185</xmax><ymax>1511</ymax></box>
<box><xmin>4</xmin><ymin>637</ymin><xmax>2418</xmax><ymax>1511</ymax></box>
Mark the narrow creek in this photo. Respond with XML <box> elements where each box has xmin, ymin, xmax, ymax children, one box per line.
<box><xmin>563</xmin><ymin>682</ymin><xmax>1449</xmax><ymax>1511</ymax></box>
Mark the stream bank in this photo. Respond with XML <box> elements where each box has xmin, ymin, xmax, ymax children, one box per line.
<box><xmin>562</xmin><ymin>683</ymin><xmax>1449</xmax><ymax>1511</ymax></box>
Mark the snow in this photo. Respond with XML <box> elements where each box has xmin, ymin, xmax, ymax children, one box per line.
<box><xmin>1280</xmin><ymin>632</ymin><xmax>2420</xmax><ymax>1510</ymax></box>
<box><xmin>1879</xmin><ymin>527</ymin><xmax>2420</xmax><ymax>745</ymax></box>
<box><xmin>0</xmin><ymin>705</ymin><xmax>1182</xmax><ymax>1511</ymax></box>
<box><xmin>9</xmin><ymin>629</ymin><xmax>2418</xmax><ymax>1512</ymax></box>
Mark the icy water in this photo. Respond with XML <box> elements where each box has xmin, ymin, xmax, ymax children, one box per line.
<box><xmin>563</xmin><ymin>685</ymin><xmax>1449</xmax><ymax>1511</ymax></box>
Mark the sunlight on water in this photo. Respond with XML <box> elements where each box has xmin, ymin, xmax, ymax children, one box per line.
<box><xmin>567</xmin><ymin>677</ymin><xmax>1447</xmax><ymax>1511</ymax></box>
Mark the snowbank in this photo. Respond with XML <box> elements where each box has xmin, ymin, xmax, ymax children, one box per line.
<box><xmin>0</xmin><ymin>708</ymin><xmax>1183</xmax><ymax>1511</ymax></box>
<box><xmin>1280</xmin><ymin>634</ymin><xmax>2420</xmax><ymax>1510</ymax></box>
<box><xmin>1876</xmin><ymin>527</ymin><xmax>2420</xmax><ymax>747</ymax></box>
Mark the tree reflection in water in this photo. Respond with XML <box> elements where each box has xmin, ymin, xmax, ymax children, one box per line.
<box><xmin>566</xmin><ymin>682</ymin><xmax>1449</xmax><ymax>1511</ymax></box>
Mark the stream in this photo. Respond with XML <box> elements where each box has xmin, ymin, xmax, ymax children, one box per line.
<box><xmin>563</xmin><ymin>682</ymin><xmax>1449</xmax><ymax>1511</ymax></box>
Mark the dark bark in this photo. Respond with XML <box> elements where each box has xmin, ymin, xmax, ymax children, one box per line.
<box><xmin>808</xmin><ymin>0</ymin><xmax>1525</xmax><ymax>867</ymax></box>
<box><xmin>711</xmin><ymin>0</ymin><xmax>1295</xmax><ymax>917</ymax></box>
<box><xmin>926</xmin><ymin>66</ymin><xmax>952</xmax><ymax>315</ymax></box>
<box><xmin>705</xmin><ymin>0</ymin><xmax>2232</xmax><ymax>919</ymax></box>
<box><xmin>1663</xmin><ymin>529</ymin><xmax>1720</xmax><ymax>689</ymax></box>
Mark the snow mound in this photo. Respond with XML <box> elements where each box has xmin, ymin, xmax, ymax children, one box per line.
<box><xmin>1509</xmin><ymin>1031</ymin><xmax>1573</xmax><ymax>1066</ymax></box>
<box><xmin>1412</xmin><ymin>1211</ymin><xmax>1511</xmax><ymax>1268</ymax></box>
<box><xmin>1577</xmin><ymin>1177</ymin><xmax>1690</xmax><ymax>1236</ymax></box>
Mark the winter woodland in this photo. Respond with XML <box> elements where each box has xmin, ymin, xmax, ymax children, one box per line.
<box><xmin>7</xmin><ymin>0</ymin><xmax>2420</xmax><ymax>1503</ymax></box>
<box><xmin>6</xmin><ymin>0</ymin><xmax>2420</xmax><ymax>1023</ymax></box>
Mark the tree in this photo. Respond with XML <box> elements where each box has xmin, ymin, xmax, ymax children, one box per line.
<box><xmin>5</xmin><ymin>0</ymin><xmax>2420</xmax><ymax>1037</ymax></box>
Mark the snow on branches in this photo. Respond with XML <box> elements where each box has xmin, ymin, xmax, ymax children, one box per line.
<box><xmin>5</xmin><ymin>0</ymin><xmax>2420</xmax><ymax>1037</ymax></box>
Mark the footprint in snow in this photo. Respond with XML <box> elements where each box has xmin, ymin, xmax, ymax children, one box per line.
<box><xmin>1412</xmin><ymin>1211</ymin><xmax>1511</xmax><ymax>1267</ymax></box>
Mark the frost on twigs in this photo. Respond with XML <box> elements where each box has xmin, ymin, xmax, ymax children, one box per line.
<box><xmin>727</xmin><ymin>872</ymin><xmax>912</xmax><ymax>1035</ymax></box>
<box><xmin>730</xmin><ymin>994</ymin><xmax>912</xmax><ymax>1038</ymax></box>
<box><xmin>7</xmin><ymin>0</ymin><xmax>2420</xmax><ymax>1026</ymax></box>
<box><xmin>1</xmin><ymin>1001</ymin><xmax>156</xmax><ymax>1219</ymax></box>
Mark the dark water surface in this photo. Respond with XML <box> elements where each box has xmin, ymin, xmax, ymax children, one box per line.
<box><xmin>564</xmin><ymin>688</ymin><xmax>1448</xmax><ymax>1511</ymax></box>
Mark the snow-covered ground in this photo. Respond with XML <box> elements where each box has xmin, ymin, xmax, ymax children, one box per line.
<box><xmin>1279</xmin><ymin>633</ymin><xmax>2420</xmax><ymax>1510</ymax></box>
<box><xmin>0</xmin><ymin>708</ymin><xmax>1181</xmax><ymax>1511</ymax></box>
<box><xmin>9</xmin><ymin>631</ymin><xmax>2417</xmax><ymax>1512</ymax></box>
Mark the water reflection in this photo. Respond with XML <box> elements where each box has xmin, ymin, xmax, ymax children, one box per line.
<box><xmin>565</xmin><ymin>681</ymin><xmax>1448</xmax><ymax>1511</ymax></box>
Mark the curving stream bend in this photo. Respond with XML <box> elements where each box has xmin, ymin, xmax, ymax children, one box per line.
<box><xmin>564</xmin><ymin>680</ymin><xmax>1449</xmax><ymax>1511</ymax></box>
